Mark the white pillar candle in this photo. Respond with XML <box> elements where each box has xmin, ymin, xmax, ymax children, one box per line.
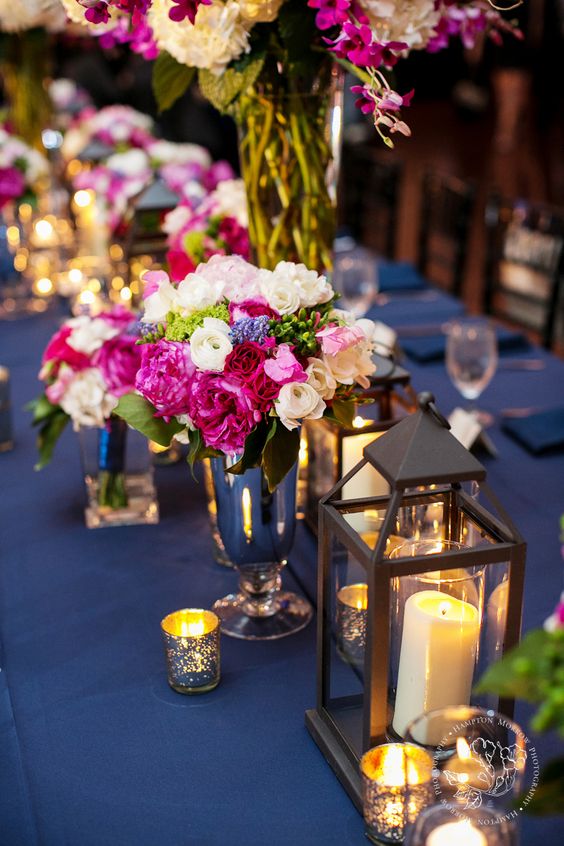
<box><xmin>426</xmin><ymin>819</ymin><xmax>487</xmax><ymax>846</ymax></box>
<box><xmin>341</xmin><ymin>430</ymin><xmax>389</xmax><ymax>501</ymax></box>
<box><xmin>392</xmin><ymin>590</ymin><xmax>480</xmax><ymax>740</ymax></box>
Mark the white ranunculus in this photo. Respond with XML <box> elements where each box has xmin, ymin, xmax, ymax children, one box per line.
<box><xmin>142</xmin><ymin>277</ymin><xmax>180</xmax><ymax>324</ymax></box>
<box><xmin>276</xmin><ymin>382</ymin><xmax>326</xmax><ymax>431</ymax></box>
<box><xmin>148</xmin><ymin>140</ymin><xmax>212</xmax><ymax>168</ymax></box>
<box><xmin>356</xmin><ymin>318</ymin><xmax>397</xmax><ymax>357</ymax></box>
<box><xmin>306</xmin><ymin>358</ymin><xmax>337</xmax><ymax>401</ymax></box>
<box><xmin>176</xmin><ymin>273</ymin><xmax>225</xmax><ymax>314</ymax></box>
<box><xmin>206</xmin><ymin>178</ymin><xmax>248</xmax><ymax>227</ymax></box>
<box><xmin>190</xmin><ymin>318</ymin><xmax>232</xmax><ymax>371</ymax></box>
<box><xmin>149</xmin><ymin>0</ymin><xmax>252</xmax><ymax>77</ymax></box>
<box><xmin>259</xmin><ymin>269</ymin><xmax>301</xmax><ymax>316</ymax></box>
<box><xmin>66</xmin><ymin>316</ymin><xmax>120</xmax><ymax>355</ymax></box>
<box><xmin>324</xmin><ymin>344</ymin><xmax>376</xmax><ymax>388</ymax></box>
<box><xmin>162</xmin><ymin>205</ymin><xmax>193</xmax><ymax>237</ymax></box>
<box><xmin>106</xmin><ymin>149</ymin><xmax>150</xmax><ymax>178</ymax></box>
<box><xmin>270</xmin><ymin>261</ymin><xmax>333</xmax><ymax>308</ymax></box>
<box><xmin>358</xmin><ymin>0</ymin><xmax>440</xmax><ymax>50</ymax></box>
<box><xmin>60</xmin><ymin>369</ymin><xmax>117</xmax><ymax>429</ymax></box>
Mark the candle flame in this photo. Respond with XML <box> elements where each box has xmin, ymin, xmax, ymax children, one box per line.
<box><xmin>456</xmin><ymin>737</ymin><xmax>472</xmax><ymax>760</ymax></box>
<box><xmin>439</xmin><ymin>601</ymin><xmax>450</xmax><ymax>617</ymax></box>
<box><xmin>352</xmin><ymin>415</ymin><xmax>368</xmax><ymax>429</ymax></box>
<box><xmin>242</xmin><ymin>487</ymin><xmax>253</xmax><ymax>542</ymax></box>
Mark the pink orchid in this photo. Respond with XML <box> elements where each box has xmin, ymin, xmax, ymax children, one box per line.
<box><xmin>263</xmin><ymin>344</ymin><xmax>307</xmax><ymax>384</ymax></box>
<box><xmin>316</xmin><ymin>323</ymin><xmax>365</xmax><ymax>355</ymax></box>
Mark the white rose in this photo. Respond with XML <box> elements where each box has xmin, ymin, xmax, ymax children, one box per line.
<box><xmin>176</xmin><ymin>273</ymin><xmax>225</xmax><ymax>314</ymax></box>
<box><xmin>306</xmin><ymin>358</ymin><xmax>337</xmax><ymax>401</ymax></box>
<box><xmin>324</xmin><ymin>345</ymin><xmax>376</xmax><ymax>388</ymax></box>
<box><xmin>148</xmin><ymin>140</ymin><xmax>212</xmax><ymax>168</ymax></box>
<box><xmin>106</xmin><ymin>149</ymin><xmax>150</xmax><ymax>177</ymax></box>
<box><xmin>190</xmin><ymin>318</ymin><xmax>232</xmax><ymax>371</ymax></box>
<box><xmin>66</xmin><ymin>316</ymin><xmax>120</xmax><ymax>355</ymax></box>
<box><xmin>276</xmin><ymin>382</ymin><xmax>326</xmax><ymax>431</ymax></box>
<box><xmin>142</xmin><ymin>277</ymin><xmax>180</xmax><ymax>324</ymax></box>
<box><xmin>259</xmin><ymin>269</ymin><xmax>300</xmax><ymax>315</ymax></box>
<box><xmin>59</xmin><ymin>369</ymin><xmax>117</xmax><ymax>429</ymax></box>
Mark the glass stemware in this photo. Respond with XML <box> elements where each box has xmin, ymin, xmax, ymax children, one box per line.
<box><xmin>446</xmin><ymin>322</ymin><xmax>498</xmax><ymax>426</ymax></box>
<box><xmin>332</xmin><ymin>247</ymin><xmax>379</xmax><ymax>317</ymax></box>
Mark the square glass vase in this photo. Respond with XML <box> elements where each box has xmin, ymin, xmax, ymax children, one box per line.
<box><xmin>79</xmin><ymin>421</ymin><xmax>159</xmax><ymax>529</ymax></box>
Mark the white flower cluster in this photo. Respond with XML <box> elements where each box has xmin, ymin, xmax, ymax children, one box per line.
<box><xmin>358</xmin><ymin>0</ymin><xmax>440</xmax><ymax>50</ymax></box>
<box><xmin>59</xmin><ymin>368</ymin><xmax>118</xmax><ymax>428</ymax></box>
<box><xmin>147</xmin><ymin>139</ymin><xmax>212</xmax><ymax>169</ymax></box>
<box><xmin>0</xmin><ymin>128</ymin><xmax>49</xmax><ymax>186</ymax></box>
<box><xmin>204</xmin><ymin>178</ymin><xmax>248</xmax><ymax>228</ymax></box>
<box><xmin>0</xmin><ymin>0</ymin><xmax>66</xmax><ymax>32</ymax></box>
<box><xmin>258</xmin><ymin>262</ymin><xmax>333</xmax><ymax>314</ymax></box>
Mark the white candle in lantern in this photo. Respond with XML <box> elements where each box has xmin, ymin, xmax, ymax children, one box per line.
<box><xmin>392</xmin><ymin>590</ymin><xmax>480</xmax><ymax>741</ymax></box>
<box><xmin>426</xmin><ymin>819</ymin><xmax>487</xmax><ymax>846</ymax></box>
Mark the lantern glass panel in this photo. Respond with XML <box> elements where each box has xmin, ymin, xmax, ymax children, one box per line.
<box><xmin>306</xmin><ymin>421</ymin><xmax>338</xmax><ymax>504</ymax></box>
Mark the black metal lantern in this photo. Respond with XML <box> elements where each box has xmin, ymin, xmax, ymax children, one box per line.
<box><xmin>120</xmin><ymin>177</ymin><xmax>179</xmax><ymax>266</ymax></box>
<box><xmin>305</xmin><ymin>393</ymin><xmax>526</xmax><ymax>811</ymax></box>
<box><xmin>301</xmin><ymin>355</ymin><xmax>416</xmax><ymax>532</ymax></box>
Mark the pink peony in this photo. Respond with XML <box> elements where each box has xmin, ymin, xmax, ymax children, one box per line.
<box><xmin>229</xmin><ymin>298</ymin><xmax>279</xmax><ymax>323</ymax></box>
<box><xmin>316</xmin><ymin>323</ymin><xmax>365</xmax><ymax>355</ymax></box>
<box><xmin>135</xmin><ymin>339</ymin><xmax>195</xmax><ymax>420</ymax></box>
<box><xmin>166</xmin><ymin>250</ymin><xmax>196</xmax><ymax>282</ymax></box>
<box><xmin>195</xmin><ymin>254</ymin><xmax>260</xmax><ymax>301</ymax></box>
<box><xmin>263</xmin><ymin>344</ymin><xmax>307</xmax><ymax>384</ymax></box>
<box><xmin>41</xmin><ymin>326</ymin><xmax>91</xmax><ymax>374</ymax></box>
<box><xmin>97</xmin><ymin>305</ymin><xmax>136</xmax><ymax>329</ymax></box>
<box><xmin>187</xmin><ymin>371</ymin><xmax>262</xmax><ymax>454</ymax></box>
<box><xmin>218</xmin><ymin>216</ymin><xmax>250</xmax><ymax>259</ymax></box>
<box><xmin>203</xmin><ymin>160</ymin><xmax>236</xmax><ymax>190</ymax></box>
<box><xmin>93</xmin><ymin>334</ymin><xmax>142</xmax><ymax>397</ymax></box>
<box><xmin>0</xmin><ymin>167</ymin><xmax>25</xmax><ymax>208</ymax></box>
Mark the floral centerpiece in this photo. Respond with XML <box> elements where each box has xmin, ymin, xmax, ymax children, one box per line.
<box><xmin>116</xmin><ymin>253</ymin><xmax>378</xmax><ymax>490</ymax></box>
<box><xmin>68</xmin><ymin>0</ymin><xmax>521</xmax><ymax>271</ymax></box>
<box><xmin>61</xmin><ymin>104</ymin><xmax>155</xmax><ymax>163</ymax></box>
<box><xmin>30</xmin><ymin>305</ymin><xmax>142</xmax><ymax>510</ymax></box>
<box><xmin>0</xmin><ymin>127</ymin><xmax>49</xmax><ymax>209</ymax></box>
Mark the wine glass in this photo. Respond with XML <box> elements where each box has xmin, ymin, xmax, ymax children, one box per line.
<box><xmin>446</xmin><ymin>322</ymin><xmax>498</xmax><ymax>426</ymax></box>
<box><xmin>332</xmin><ymin>247</ymin><xmax>378</xmax><ymax>317</ymax></box>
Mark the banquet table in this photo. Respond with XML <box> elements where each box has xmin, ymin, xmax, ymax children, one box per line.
<box><xmin>1</xmin><ymin>281</ymin><xmax>563</xmax><ymax>846</ymax></box>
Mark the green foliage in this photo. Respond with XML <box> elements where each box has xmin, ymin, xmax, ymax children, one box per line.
<box><xmin>198</xmin><ymin>51</ymin><xmax>265</xmax><ymax>114</ymax></box>
<box><xmin>187</xmin><ymin>428</ymin><xmax>222</xmax><ymax>470</ymax></box>
<box><xmin>269</xmin><ymin>309</ymin><xmax>331</xmax><ymax>357</ymax></box>
<box><xmin>114</xmin><ymin>393</ymin><xmax>184</xmax><ymax>447</ymax></box>
<box><xmin>227</xmin><ymin>419</ymin><xmax>277</xmax><ymax>476</ymax></box>
<box><xmin>329</xmin><ymin>399</ymin><xmax>356</xmax><ymax>429</ymax></box>
<box><xmin>137</xmin><ymin>324</ymin><xmax>165</xmax><ymax>345</ymax></box>
<box><xmin>164</xmin><ymin>304</ymin><xmax>230</xmax><ymax>343</ymax></box>
<box><xmin>28</xmin><ymin>394</ymin><xmax>70</xmax><ymax>469</ymax></box>
<box><xmin>152</xmin><ymin>52</ymin><xmax>195</xmax><ymax>113</ymax></box>
<box><xmin>262</xmin><ymin>421</ymin><xmax>300</xmax><ymax>492</ymax></box>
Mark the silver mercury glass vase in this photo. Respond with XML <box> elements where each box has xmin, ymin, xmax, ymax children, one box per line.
<box><xmin>210</xmin><ymin>457</ymin><xmax>312</xmax><ymax>640</ymax></box>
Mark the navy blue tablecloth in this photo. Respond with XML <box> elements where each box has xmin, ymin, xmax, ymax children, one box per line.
<box><xmin>1</xmin><ymin>290</ymin><xmax>563</xmax><ymax>846</ymax></box>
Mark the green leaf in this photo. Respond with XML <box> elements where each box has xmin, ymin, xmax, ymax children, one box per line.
<box><xmin>475</xmin><ymin>629</ymin><xmax>554</xmax><ymax>702</ymax></box>
<box><xmin>27</xmin><ymin>394</ymin><xmax>59</xmax><ymax>426</ymax></box>
<box><xmin>228</xmin><ymin>420</ymin><xmax>274</xmax><ymax>475</ymax></box>
<box><xmin>331</xmin><ymin>399</ymin><xmax>356</xmax><ymax>429</ymax></box>
<box><xmin>187</xmin><ymin>429</ymin><xmax>221</xmax><ymax>470</ymax></box>
<box><xmin>35</xmin><ymin>410</ymin><xmax>69</xmax><ymax>470</ymax></box>
<box><xmin>152</xmin><ymin>52</ymin><xmax>195</xmax><ymax>113</ymax></box>
<box><xmin>198</xmin><ymin>52</ymin><xmax>265</xmax><ymax>114</ymax></box>
<box><xmin>114</xmin><ymin>393</ymin><xmax>183</xmax><ymax>447</ymax></box>
<box><xmin>521</xmin><ymin>758</ymin><xmax>564</xmax><ymax>816</ymax></box>
<box><xmin>262</xmin><ymin>423</ymin><xmax>300</xmax><ymax>493</ymax></box>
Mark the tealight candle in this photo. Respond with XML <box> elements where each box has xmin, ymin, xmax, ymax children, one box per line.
<box><xmin>361</xmin><ymin>743</ymin><xmax>434</xmax><ymax>844</ymax></box>
<box><xmin>426</xmin><ymin>820</ymin><xmax>487</xmax><ymax>846</ymax></box>
<box><xmin>161</xmin><ymin>609</ymin><xmax>220</xmax><ymax>694</ymax></box>
<box><xmin>336</xmin><ymin>583</ymin><xmax>367</xmax><ymax>665</ymax></box>
<box><xmin>0</xmin><ymin>366</ymin><xmax>13</xmax><ymax>452</ymax></box>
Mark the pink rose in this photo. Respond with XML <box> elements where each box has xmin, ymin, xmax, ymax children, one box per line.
<box><xmin>218</xmin><ymin>216</ymin><xmax>250</xmax><ymax>259</ymax></box>
<box><xmin>187</xmin><ymin>371</ymin><xmax>261</xmax><ymax>454</ymax></box>
<box><xmin>135</xmin><ymin>339</ymin><xmax>195</xmax><ymax>420</ymax></box>
<box><xmin>263</xmin><ymin>344</ymin><xmax>307</xmax><ymax>384</ymax></box>
<box><xmin>92</xmin><ymin>334</ymin><xmax>141</xmax><ymax>398</ymax></box>
<box><xmin>229</xmin><ymin>298</ymin><xmax>279</xmax><ymax>323</ymax></box>
<box><xmin>41</xmin><ymin>326</ymin><xmax>91</xmax><ymax>374</ymax></box>
<box><xmin>316</xmin><ymin>323</ymin><xmax>365</xmax><ymax>355</ymax></box>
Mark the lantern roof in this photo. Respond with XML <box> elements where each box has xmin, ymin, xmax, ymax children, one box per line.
<box><xmin>134</xmin><ymin>177</ymin><xmax>179</xmax><ymax>211</ymax></box>
<box><xmin>363</xmin><ymin>392</ymin><xmax>486</xmax><ymax>488</ymax></box>
<box><xmin>77</xmin><ymin>140</ymin><xmax>114</xmax><ymax>163</ymax></box>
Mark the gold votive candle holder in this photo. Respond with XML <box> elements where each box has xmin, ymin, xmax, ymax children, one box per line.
<box><xmin>161</xmin><ymin>609</ymin><xmax>220</xmax><ymax>694</ymax></box>
<box><xmin>336</xmin><ymin>583</ymin><xmax>368</xmax><ymax>666</ymax></box>
<box><xmin>360</xmin><ymin>743</ymin><xmax>434</xmax><ymax>844</ymax></box>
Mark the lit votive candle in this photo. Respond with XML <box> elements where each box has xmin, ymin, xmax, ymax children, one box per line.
<box><xmin>161</xmin><ymin>609</ymin><xmax>220</xmax><ymax>695</ymax></box>
<box><xmin>336</xmin><ymin>583</ymin><xmax>367</xmax><ymax>665</ymax></box>
<box><xmin>361</xmin><ymin>743</ymin><xmax>434</xmax><ymax>844</ymax></box>
<box><xmin>426</xmin><ymin>819</ymin><xmax>487</xmax><ymax>846</ymax></box>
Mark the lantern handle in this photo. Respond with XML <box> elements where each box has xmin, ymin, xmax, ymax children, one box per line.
<box><xmin>417</xmin><ymin>392</ymin><xmax>451</xmax><ymax>430</ymax></box>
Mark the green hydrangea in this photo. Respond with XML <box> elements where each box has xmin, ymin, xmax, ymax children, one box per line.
<box><xmin>164</xmin><ymin>304</ymin><xmax>230</xmax><ymax>342</ymax></box>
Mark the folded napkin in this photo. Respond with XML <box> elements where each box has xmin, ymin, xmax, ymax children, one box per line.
<box><xmin>401</xmin><ymin>326</ymin><xmax>530</xmax><ymax>364</ymax></box>
<box><xmin>502</xmin><ymin>407</ymin><xmax>564</xmax><ymax>454</ymax></box>
<box><xmin>378</xmin><ymin>261</ymin><xmax>427</xmax><ymax>292</ymax></box>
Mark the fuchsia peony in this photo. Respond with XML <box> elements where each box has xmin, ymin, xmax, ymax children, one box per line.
<box><xmin>93</xmin><ymin>335</ymin><xmax>142</xmax><ymax>397</ymax></box>
<box><xmin>0</xmin><ymin>167</ymin><xmax>25</xmax><ymax>209</ymax></box>
<box><xmin>187</xmin><ymin>371</ymin><xmax>262</xmax><ymax>455</ymax></box>
<box><xmin>135</xmin><ymin>340</ymin><xmax>195</xmax><ymax>420</ymax></box>
<box><xmin>41</xmin><ymin>326</ymin><xmax>91</xmax><ymax>375</ymax></box>
<box><xmin>229</xmin><ymin>298</ymin><xmax>279</xmax><ymax>322</ymax></box>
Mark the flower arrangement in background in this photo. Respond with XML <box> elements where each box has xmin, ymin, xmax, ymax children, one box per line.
<box><xmin>0</xmin><ymin>127</ymin><xmax>49</xmax><ymax>208</ymax></box>
<box><xmin>0</xmin><ymin>0</ymin><xmax>66</xmax><ymax>32</ymax></box>
<box><xmin>30</xmin><ymin>305</ymin><xmax>142</xmax><ymax>468</ymax></box>
<box><xmin>476</xmin><ymin>515</ymin><xmax>564</xmax><ymax>816</ymax></box>
<box><xmin>68</xmin><ymin>0</ymin><xmax>522</xmax><ymax>143</ymax></box>
<box><xmin>116</xmin><ymin>254</ymin><xmax>379</xmax><ymax>489</ymax></box>
<box><xmin>61</xmin><ymin>104</ymin><xmax>155</xmax><ymax>162</ymax></box>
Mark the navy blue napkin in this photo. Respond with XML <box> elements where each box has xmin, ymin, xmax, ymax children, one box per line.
<box><xmin>502</xmin><ymin>407</ymin><xmax>564</xmax><ymax>454</ymax></box>
<box><xmin>401</xmin><ymin>326</ymin><xmax>530</xmax><ymax>364</ymax></box>
<box><xmin>379</xmin><ymin>261</ymin><xmax>427</xmax><ymax>292</ymax></box>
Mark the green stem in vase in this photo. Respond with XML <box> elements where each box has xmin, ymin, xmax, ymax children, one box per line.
<box><xmin>98</xmin><ymin>471</ymin><xmax>128</xmax><ymax>510</ymax></box>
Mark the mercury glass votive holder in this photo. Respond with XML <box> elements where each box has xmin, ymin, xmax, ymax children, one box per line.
<box><xmin>361</xmin><ymin>743</ymin><xmax>435</xmax><ymax>844</ymax></box>
<box><xmin>161</xmin><ymin>609</ymin><xmax>220</xmax><ymax>694</ymax></box>
<box><xmin>336</xmin><ymin>583</ymin><xmax>368</xmax><ymax>666</ymax></box>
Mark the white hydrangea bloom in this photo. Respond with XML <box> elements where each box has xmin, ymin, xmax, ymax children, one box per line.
<box><xmin>358</xmin><ymin>0</ymin><xmax>440</xmax><ymax>50</ymax></box>
<box><xmin>66</xmin><ymin>315</ymin><xmax>121</xmax><ymax>355</ymax></box>
<box><xmin>149</xmin><ymin>0</ymin><xmax>252</xmax><ymax>76</ymax></box>
<box><xmin>60</xmin><ymin>368</ymin><xmax>117</xmax><ymax>429</ymax></box>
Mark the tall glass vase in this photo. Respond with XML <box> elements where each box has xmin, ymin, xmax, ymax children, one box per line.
<box><xmin>210</xmin><ymin>458</ymin><xmax>312</xmax><ymax>640</ymax></box>
<box><xmin>237</xmin><ymin>59</ymin><xmax>344</xmax><ymax>273</ymax></box>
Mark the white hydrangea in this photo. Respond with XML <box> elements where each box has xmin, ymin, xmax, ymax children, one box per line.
<box><xmin>358</xmin><ymin>0</ymin><xmax>440</xmax><ymax>50</ymax></box>
<box><xmin>149</xmin><ymin>0</ymin><xmax>252</xmax><ymax>76</ymax></box>
<box><xmin>0</xmin><ymin>0</ymin><xmax>66</xmax><ymax>32</ymax></box>
<box><xmin>176</xmin><ymin>273</ymin><xmax>225</xmax><ymax>314</ymax></box>
<box><xmin>206</xmin><ymin>178</ymin><xmax>248</xmax><ymax>227</ymax></box>
<box><xmin>60</xmin><ymin>368</ymin><xmax>117</xmax><ymax>429</ymax></box>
